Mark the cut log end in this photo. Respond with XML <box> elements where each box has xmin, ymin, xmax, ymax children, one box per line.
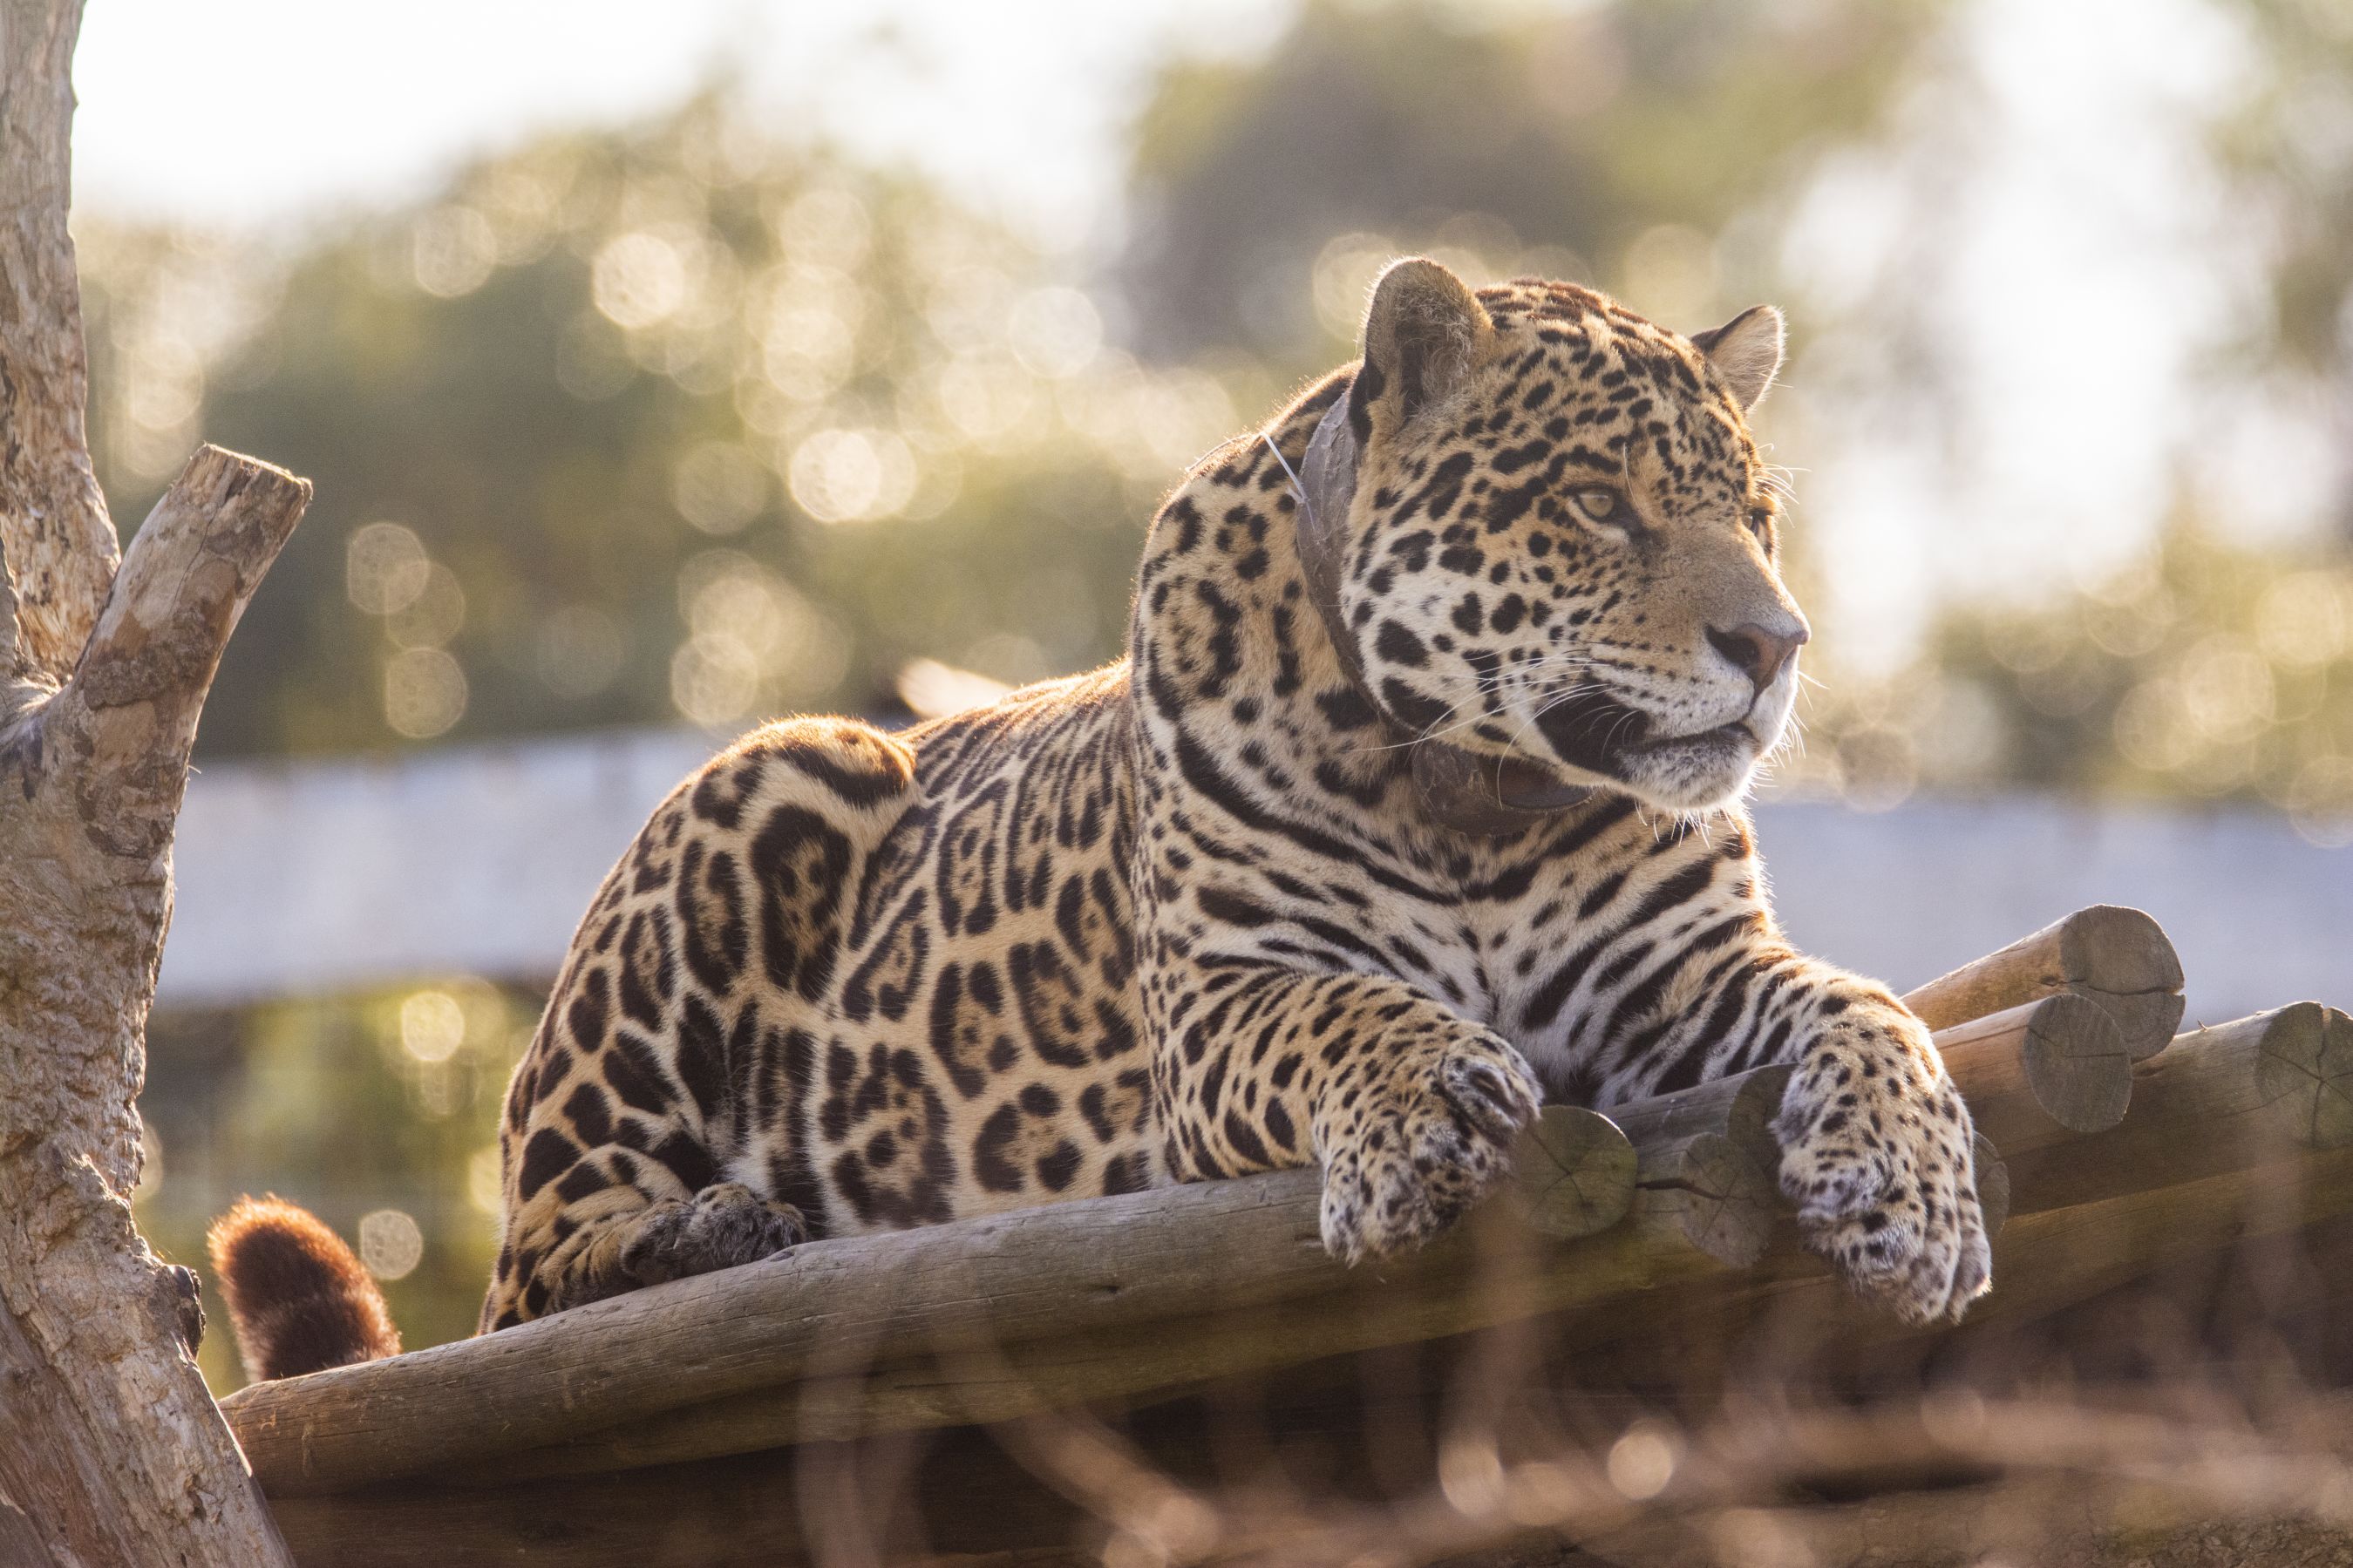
<box><xmin>2091</xmin><ymin>988</ymin><xmax>2188</xmax><ymax>1062</ymax></box>
<box><xmin>2250</xmin><ymin>1002</ymin><xmax>2353</xmax><ymax>1151</ymax></box>
<box><xmin>1902</xmin><ymin>906</ymin><xmax>2183</xmax><ymax>1057</ymax></box>
<box><xmin>1643</xmin><ymin>1130</ymin><xmax>1780</xmax><ymax>1268</ymax></box>
<box><xmin>1615</xmin><ymin>1064</ymin><xmax>1790</xmax><ymax>1267</ymax></box>
<box><xmin>1938</xmin><ymin>994</ymin><xmax>2134</xmax><ymax>1138</ymax></box>
<box><xmin>2056</xmin><ymin>905</ymin><xmax>2186</xmax><ymax>995</ymax></box>
<box><xmin>2018</xmin><ymin>994</ymin><xmax>2136</xmax><ymax>1133</ymax></box>
<box><xmin>1509</xmin><ymin>1107</ymin><xmax>1638</xmax><ymax>1239</ymax></box>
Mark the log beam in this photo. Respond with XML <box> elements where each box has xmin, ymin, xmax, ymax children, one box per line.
<box><xmin>1559</xmin><ymin>1006</ymin><xmax>2353</xmax><ymax>1389</ymax></box>
<box><xmin>222</xmin><ymin>994</ymin><xmax>2120</xmax><ymax>1496</ymax></box>
<box><xmin>345</xmin><ymin>1008</ymin><xmax>2322</xmax><ymax>1487</ymax></box>
<box><xmin>1933</xmin><ymin>994</ymin><xmax>2134</xmax><ymax>1144</ymax></box>
<box><xmin>1997</xmin><ymin>1002</ymin><xmax>2353</xmax><ymax>1217</ymax></box>
<box><xmin>226</xmin><ymin>1109</ymin><xmax>1642</xmax><ymax>1495</ymax></box>
<box><xmin>260</xmin><ymin>1225</ymin><xmax>2353</xmax><ymax>1568</ymax></box>
<box><xmin>1901</xmin><ymin>905</ymin><xmax>2185</xmax><ymax>1059</ymax></box>
<box><xmin>239</xmin><ymin>1007</ymin><xmax>2353</xmax><ymax>1565</ymax></box>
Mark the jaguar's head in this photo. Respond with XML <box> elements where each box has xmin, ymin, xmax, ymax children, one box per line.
<box><xmin>1312</xmin><ymin>257</ymin><xmax>1806</xmax><ymax>815</ymax></box>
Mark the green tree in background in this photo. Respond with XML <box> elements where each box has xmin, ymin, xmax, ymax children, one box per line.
<box><xmin>84</xmin><ymin>96</ymin><xmax>1225</xmax><ymax>760</ymax></box>
<box><xmin>2218</xmin><ymin>0</ymin><xmax>2353</xmax><ymax>451</ymax></box>
<box><xmin>1119</xmin><ymin>0</ymin><xmax>1948</xmax><ymax>363</ymax></box>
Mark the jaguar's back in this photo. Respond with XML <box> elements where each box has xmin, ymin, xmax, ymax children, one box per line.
<box><xmin>480</xmin><ymin>667</ymin><xmax>1147</xmax><ymax>1328</ymax></box>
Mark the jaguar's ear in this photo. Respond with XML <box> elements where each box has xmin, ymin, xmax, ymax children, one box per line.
<box><xmin>1690</xmin><ymin>304</ymin><xmax>1785</xmax><ymax>412</ymax></box>
<box><xmin>1355</xmin><ymin>257</ymin><xmax>1491</xmax><ymax>436</ymax></box>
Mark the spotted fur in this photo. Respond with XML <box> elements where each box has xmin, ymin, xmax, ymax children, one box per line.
<box><xmin>452</xmin><ymin>261</ymin><xmax>1991</xmax><ymax>1337</ymax></box>
<box><xmin>214</xmin><ymin>264</ymin><xmax>1986</xmax><ymax>1380</ymax></box>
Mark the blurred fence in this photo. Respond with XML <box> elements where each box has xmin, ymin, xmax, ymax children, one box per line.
<box><xmin>160</xmin><ymin>729</ymin><xmax>2350</xmax><ymax>1021</ymax></box>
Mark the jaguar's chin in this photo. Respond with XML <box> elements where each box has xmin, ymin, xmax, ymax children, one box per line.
<box><xmin>1606</xmin><ymin>722</ymin><xmax>1765</xmax><ymax>810</ymax></box>
<box><xmin>1532</xmin><ymin>697</ymin><xmax>1766</xmax><ymax>811</ymax></box>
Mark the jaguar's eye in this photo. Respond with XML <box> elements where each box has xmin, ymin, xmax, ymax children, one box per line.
<box><xmin>1570</xmin><ymin>488</ymin><xmax>1621</xmax><ymax>525</ymax></box>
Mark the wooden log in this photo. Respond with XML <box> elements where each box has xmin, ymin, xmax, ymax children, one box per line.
<box><xmin>261</xmin><ymin>1142</ymin><xmax>2353</xmax><ymax>1568</ymax></box>
<box><xmin>1607</xmin><ymin>1065</ymin><xmax>1789</xmax><ymax>1269</ymax></box>
<box><xmin>233</xmin><ymin>992</ymin><xmax>2134</xmax><ymax>1495</ymax></box>
<box><xmin>1558</xmin><ymin>1007</ymin><xmax>2353</xmax><ymax>1392</ymax></box>
<box><xmin>1505</xmin><ymin>1101</ymin><xmax>1641</xmax><ymax>1241</ymax></box>
<box><xmin>1996</xmin><ymin>1002</ymin><xmax>2353</xmax><ymax>1218</ymax></box>
<box><xmin>1932</xmin><ymin>994</ymin><xmax>2134</xmax><ymax>1144</ymax></box>
<box><xmin>248</xmin><ymin>1002</ymin><xmax>2097</xmax><ymax>1494</ymax></box>
<box><xmin>1901</xmin><ymin>906</ymin><xmax>2185</xmax><ymax>1059</ymax></box>
<box><xmin>460</xmin><ymin>1084</ymin><xmax>1784</xmax><ymax>1485</ymax></box>
<box><xmin>256</xmin><ymin>1002</ymin><xmax>2353</xmax><ymax>1559</ymax></box>
<box><xmin>264</xmin><ymin>1429</ymin><xmax>1051</xmax><ymax>1568</ymax></box>
<box><xmin>226</xmin><ymin>1106</ymin><xmax>1640</xmax><ymax>1497</ymax></box>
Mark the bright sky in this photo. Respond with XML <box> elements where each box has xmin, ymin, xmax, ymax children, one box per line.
<box><xmin>71</xmin><ymin>0</ymin><xmax>1286</xmax><ymax>246</ymax></box>
<box><xmin>69</xmin><ymin>0</ymin><xmax>2302</xmax><ymax>672</ymax></box>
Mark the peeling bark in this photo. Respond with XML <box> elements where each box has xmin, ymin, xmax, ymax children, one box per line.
<box><xmin>0</xmin><ymin>1</ymin><xmax>309</xmax><ymax>1560</ymax></box>
<box><xmin>0</xmin><ymin>0</ymin><xmax>118</xmax><ymax>681</ymax></box>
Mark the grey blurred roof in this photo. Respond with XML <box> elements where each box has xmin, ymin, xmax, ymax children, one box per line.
<box><xmin>160</xmin><ymin>729</ymin><xmax>2351</xmax><ymax>1022</ymax></box>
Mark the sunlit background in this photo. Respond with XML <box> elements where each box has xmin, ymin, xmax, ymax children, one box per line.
<box><xmin>72</xmin><ymin>0</ymin><xmax>2353</xmax><ymax>1388</ymax></box>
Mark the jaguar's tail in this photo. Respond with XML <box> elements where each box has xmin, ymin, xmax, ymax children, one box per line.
<box><xmin>206</xmin><ymin>1197</ymin><xmax>401</xmax><ymax>1381</ymax></box>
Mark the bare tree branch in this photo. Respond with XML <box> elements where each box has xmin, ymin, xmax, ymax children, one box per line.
<box><xmin>0</xmin><ymin>445</ymin><xmax>309</xmax><ymax>1567</ymax></box>
<box><xmin>0</xmin><ymin>2</ymin><xmax>309</xmax><ymax>1560</ymax></box>
<box><xmin>0</xmin><ymin>0</ymin><xmax>119</xmax><ymax>682</ymax></box>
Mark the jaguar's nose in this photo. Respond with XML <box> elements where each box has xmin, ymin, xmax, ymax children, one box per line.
<box><xmin>1706</xmin><ymin>620</ymin><xmax>1809</xmax><ymax>694</ymax></box>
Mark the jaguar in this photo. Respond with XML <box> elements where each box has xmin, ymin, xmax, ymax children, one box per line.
<box><xmin>214</xmin><ymin>258</ymin><xmax>1988</xmax><ymax>1382</ymax></box>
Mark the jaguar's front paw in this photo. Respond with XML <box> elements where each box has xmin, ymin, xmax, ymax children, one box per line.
<box><xmin>1775</xmin><ymin>1033</ymin><xmax>1991</xmax><ymax>1324</ymax></box>
<box><xmin>1317</xmin><ymin>1035</ymin><xmax>1542</xmax><ymax>1264</ymax></box>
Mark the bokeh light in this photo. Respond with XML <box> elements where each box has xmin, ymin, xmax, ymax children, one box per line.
<box><xmin>383</xmin><ymin>648</ymin><xmax>468</xmax><ymax>738</ymax></box>
<box><xmin>1605</xmin><ymin>1424</ymin><xmax>1678</xmax><ymax>1501</ymax></box>
<box><xmin>398</xmin><ymin>989</ymin><xmax>466</xmax><ymax>1064</ymax></box>
<box><xmin>411</xmin><ymin>206</ymin><xmax>498</xmax><ymax>298</ymax></box>
<box><xmin>357</xmin><ymin>1209</ymin><xmax>425</xmax><ymax>1281</ymax></box>
<box><xmin>345</xmin><ymin>522</ymin><xmax>430</xmax><ymax>617</ymax></box>
<box><xmin>671</xmin><ymin>440</ymin><xmax>771</xmax><ymax>534</ymax></box>
<box><xmin>591</xmin><ymin>229</ymin><xmax>691</xmax><ymax>329</ymax></box>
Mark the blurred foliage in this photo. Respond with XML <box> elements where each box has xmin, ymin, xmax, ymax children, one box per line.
<box><xmin>1774</xmin><ymin>0</ymin><xmax>2353</xmax><ymax>831</ymax></box>
<box><xmin>1776</xmin><ymin>524</ymin><xmax>2353</xmax><ymax>844</ymax></box>
<box><xmin>76</xmin><ymin>4</ymin><xmax>1955</xmax><ymax>764</ymax></box>
<box><xmin>2217</xmin><ymin>0</ymin><xmax>2353</xmax><ymax>386</ymax></box>
<box><xmin>85</xmin><ymin>96</ymin><xmax>1239</xmax><ymax>759</ymax></box>
<box><xmin>1119</xmin><ymin>0</ymin><xmax>1947</xmax><ymax>362</ymax></box>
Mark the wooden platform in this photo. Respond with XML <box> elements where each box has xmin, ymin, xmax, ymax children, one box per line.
<box><xmin>215</xmin><ymin>913</ymin><xmax>2353</xmax><ymax>1565</ymax></box>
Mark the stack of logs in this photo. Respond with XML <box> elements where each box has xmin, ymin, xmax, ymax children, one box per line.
<box><xmin>218</xmin><ymin>907</ymin><xmax>2353</xmax><ymax>1567</ymax></box>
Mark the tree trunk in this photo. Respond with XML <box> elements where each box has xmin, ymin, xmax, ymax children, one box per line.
<box><xmin>0</xmin><ymin>1</ymin><xmax>309</xmax><ymax>1560</ymax></box>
